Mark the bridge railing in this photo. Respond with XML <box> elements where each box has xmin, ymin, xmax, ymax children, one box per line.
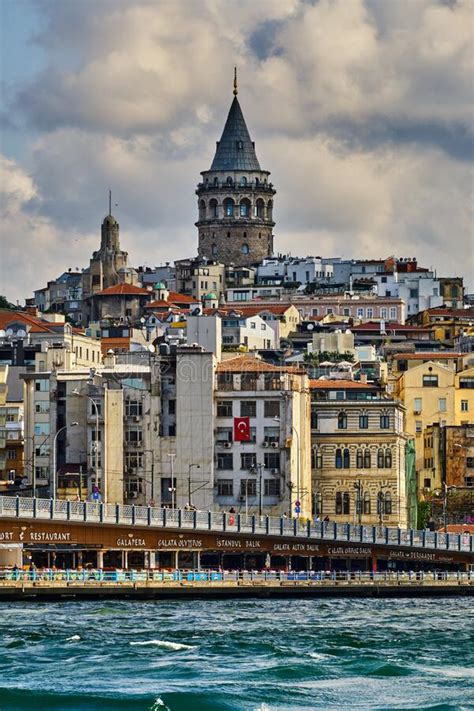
<box><xmin>0</xmin><ymin>495</ymin><xmax>473</xmax><ymax>554</ymax></box>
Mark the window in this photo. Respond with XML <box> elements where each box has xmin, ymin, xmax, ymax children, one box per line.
<box><xmin>210</xmin><ymin>199</ymin><xmax>218</xmax><ymax>217</ymax></box>
<box><xmin>250</xmin><ymin>321</ymin><xmax>256</xmax><ymax>329</ymax></box>
<box><xmin>125</xmin><ymin>400</ymin><xmax>143</xmax><ymax>417</ymax></box>
<box><xmin>381</xmin><ymin>277</ymin><xmax>387</xmax><ymax>284</ymax></box>
<box><xmin>312</xmin><ymin>447</ymin><xmax>323</xmax><ymax>469</ymax></box>
<box><xmin>464</xmin><ymin>476</ymin><xmax>474</xmax><ymax>487</ymax></box>
<box><xmin>416</xmin><ymin>420</ymin><xmax>423</xmax><ymax>434</ymax></box>
<box><xmin>264</xmin><ymin>401</ymin><xmax>280</xmax><ymax>418</ymax></box>
<box><xmin>217</xmin><ymin>453</ymin><xmax>233</xmax><ymax>470</ymax></box>
<box><xmin>168</xmin><ymin>400</ymin><xmax>176</xmax><ymax>415</ymax></box>
<box><xmin>335</xmin><ymin>448</ymin><xmax>343</xmax><ymax>468</ymax></box>
<box><xmin>461</xmin><ymin>400</ymin><xmax>469</xmax><ymax>412</ymax></box>
<box><xmin>264</xmin><ymin>452</ymin><xmax>280</xmax><ymax>470</ymax></box>
<box><xmin>239</xmin><ymin>200</ymin><xmax>250</xmax><ymax>217</ymax></box>
<box><xmin>438</xmin><ymin>398</ymin><xmax>447</xmax><ymax>413</ymax></box>
<box><xmin>356</xmin><ymin>449</ymin><xmax>363</xmax><ymax>468</ymax></box>
<box><xmin>311</xmin><ymin>410</ymin><xmax>318</xmax><ymax>429</ymax></box>
<box><xmin>35</xmin><ymin>402</ymin><xmax>49</xmax><ymax>414</ymax></box>
<box><xmin>216</xmin><ymin>427</ymin><xmax>232</xmax><ymax>443</ymax></box>
<box><xmin>335</xmin><ymin>492</ymin><xmax>350</xmax><ymax>515</ymax></box>
<box><xmin>313</xmin><ymin>492</ymin><xmax>322</xmax><ymax>516</ymax></box>
<box><xmin>337</xmin><ymin>412</ymin><xmax>347</xmax><ymax>429</ymax></box>
<box><xmin>343</xmin><ymin>448</ymin><xmax>350</xmax><ymax>468</ymax></box>
<box><xmin>385</xmin><ymin>449</ymin><xmax>392</xmax><ymax>468</ymax></box>
<box><xmin>384</xmin><ymin>493</ymin><xmax>392</xmax><ymax>514</ymax></box>
<box><xmin>125</xmin><ymin>452</ymin><xmax>144</xmax><ymax>470</ymax></box>
<box><xmin>217</xmin><ymin>401</ymin><xmax>232</xmax><ymax>417</ymax></box>
<box><xmin>241</xmin><ymin>401</ymin><xmax>256</xmax><ymax>417</ymax></box>
<box><xmin>377</xmin><ymin>449</ymin><xmax>384</xmax><ymax>468</ymax></box>
<box><xmin>35</xmin><ymin>380</ymin><xmax>49</xmax><ymax>392</ymax></box>
<box><xmin>366</xmin><ymin>308</ymin><xmax>373</xmax><ymax>319</ymax></box>
<box><xmin>224</xmin><ymin>198</ymin><xmax>234</xmax><ymax>217</ymax></box>
<box><xmin>466</xmin><ymin>457</ymin><xmax>474</xmax><ymax>469</ymax></box>
<box><xmin>459</xmin><ymin>378</ymin><xmax>474</xmax><ymax>389</ymax></box>
<box><xmin>126</xmin><ymin>429</ymin><xmax>142</xmax><ymax>444</ymax></box>
<box><xmin>414</xmin><ymin>398</ymin><xmax>422</xmax><ymax>413</ymax></box>
<box><xmin>240</xmin><ymin>479</ymin><xmax>257</xmax><ymax>496</ymax></box>
<box><xmin>34</xmin><ymin>423</ymin><xmax>50</xmax><ymax>436</ymax></box>
<box><xmin>35</xmin><ymin>444</ymin><xmax>50</xmax><ymax>457</ymax></box>
<box><xmin>380</xmin><ymin>414</ymin><xmax>390</xmax><ymax>429</ymax></box>
<box><xmin>364</xmin><ymin>449</ymin><xmax>371</xmax><ymax>468</ymax></box>
<box><xmin>423</xmin><ymin>478</ymin><xmax>431</xmax><ymax>489</ymax></box>
<box><xmin>217</xmin><ymin>479</ymin><xmax>233</xmax><ymax>496</ymax></box>
<box><xmin>264</xmin><ymin>479</ymin><xmax>281</xmax><ymax>496</ymax></box>
<box><xmin>423</xmin><ymin>374</ymin><xmax>438</xmax><ymax>387</ymax></box>
<box><xmin>7</xmin><ymin>449</ymin><xmax>16</xmax><ymax>460</ymax></box>
<box><xmin>389</xmin><ymin>307</ymin><xmax>397</xmax><ymax>320</ymax></box>
<box><xmin>241</xmin><ymin>453</ymin><xmax>257</xmax><ymax>470</ymax></box>
<box><xmin>357</xmin><ymin>308</ymin><xmax>364</xmax><ymax>319</ymax></box>
<box><xmin>91</xmin><ymin>430</ymin><xmax>102</xmax><ymax>442</ymax></box>
<box><xmin>359</xmin><ymin>414</ymin><xmax>369</xmax><ymax>429</ymax></box>
<box><xmin>241</xmin><ymin>243</ymin><xmax>250</xmax><ymax>254</ymax></box>
<box><xmin>363</xmin><ymin>492</ymin><xmax>371</xmax><ymax>515</ymax></box>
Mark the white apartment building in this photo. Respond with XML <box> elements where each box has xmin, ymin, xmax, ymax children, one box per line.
<box><xmin>257</xmin><ymin>256</ymin><xmax>333</xmax><ymax>285</ymax></box>
<box><xmin>221</xmin><ymin>313</ymin><xmax>276</xmax><ymax>351</ymax></box>
<box><xmin>373</xmin><ymin>271</ymin><xmax>443</xmax><ymax>318</ymax></box>
<box><xmin>214</xmin><ymin>355</ymin><xmax>311</xmax><ymax>518</ymax></box>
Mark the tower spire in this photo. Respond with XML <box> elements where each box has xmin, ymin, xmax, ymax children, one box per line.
<box><xmin>108</xmin><ymin>189</ymin><xmax>112</xmax><ymax>216</ymax></box>
<box><xmin>233</xmin><ymin>66</ymin><xmax>238</xmax><ymax>96</ymax></box>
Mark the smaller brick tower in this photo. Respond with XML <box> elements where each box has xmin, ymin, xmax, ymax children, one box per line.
<box><xmin>196</xmin><ymin>70</ymin><xmax>276</xmax><ymax>267</ymax></box>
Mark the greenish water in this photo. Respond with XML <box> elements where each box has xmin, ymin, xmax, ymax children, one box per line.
<box><xmin>0</xmin><ymin>598</ymin><xmax>472</xmax><ymax>710</ymax></box>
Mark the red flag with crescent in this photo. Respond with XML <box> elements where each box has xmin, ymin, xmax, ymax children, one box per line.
<box><xmin>234</xmin><ymin>417</ymin><xmax>250</xmax><ymax>442</ymax></box>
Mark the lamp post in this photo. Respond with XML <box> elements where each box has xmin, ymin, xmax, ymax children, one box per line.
<box><xmin>72</xmin><ymin>389</ymin><xmax>101</xmax><ymax>500</ymax></box>
<box><xmin>52</xmin><ymin>422</ymin><xmax>78</xmax><ymax>500</ymax></box>
<box><xmin>167</xmin><ymin>453</ymin><xmax>176</xmax><ymax>508</ymax></box>
<box><xmin>188</xmin><ymin>463</ymin><xmax>200</xmax><ymax>507</ymax></box>
<box><xmin>274</xmin><ymin>416</ymin><xmax>300</xmax><ymax>518</ymax></box>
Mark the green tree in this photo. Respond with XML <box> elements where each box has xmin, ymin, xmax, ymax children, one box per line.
<box><xmin>0</xmin><ymin>295</ymin><xmax>15</xmax><ymax>310</ymax></box>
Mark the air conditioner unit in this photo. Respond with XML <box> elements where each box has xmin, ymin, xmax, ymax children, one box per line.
<box><xmin>414</xmin><ymin>410</ymin><xmax>421</xmax><ymax>415</ymax></box>
<box><xmin>270</xmin><ymin>442</ymin><xmax>279</xmax><ymax>448</ymax></box>
<box><xmin>271</xmin><ymin>469</ymin><xmax>280</xmax><ymax>476</ymax></box>
<box><xmin>127</xmin><ymin>468</ymin><xmax>134</xmax><ymax>474</ymax></box>
<box><xmin>262</xmin><ymin>441</ymin><xmax>269</xmax><ymax>448</ymax></box>
<box><xmin>223</xmin><ymin>442</ymin><xmax>232</xmax><ymax>449</ymax></box>
<box><xmin>239</xmin><ymin>495</ymin><xmax>245</xmax><ymax>502</ymax></box>
<box><xmin>128</xmin><ymin>492</ymin><xmax>138</xmax><ymax>499</ymax></box>
<box><xmin>133</xmin><ymin>416</ymin><xmax>140</xmax><ymax>422</ymax></box>
<box><xmin>134</xmin><ymin>442</ymin><xmax>142</xmax><ymax>448</ymax></box>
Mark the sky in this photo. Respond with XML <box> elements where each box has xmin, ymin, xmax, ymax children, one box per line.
<box><xmin>1</xmin><ymin>0</ymin><xmax>473</xmax><ymax>303</ymax></box>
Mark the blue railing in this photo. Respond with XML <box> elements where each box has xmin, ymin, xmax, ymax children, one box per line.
<box><xmin>0</xmin><ymin>495</ymin><xmax>473</xmax><ymax>554</ymax></box>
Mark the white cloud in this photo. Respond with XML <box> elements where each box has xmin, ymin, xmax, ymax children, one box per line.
<box><xmin>1</xmin><ymin>0</ymin><xmax>473</xmax><ymax>301</ymax></box>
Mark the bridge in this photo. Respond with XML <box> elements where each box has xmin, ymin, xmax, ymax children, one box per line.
<box><xmin>0</xmin><ymin>495</ymin><xmax>473</xmax><ymax>571</ymax></box>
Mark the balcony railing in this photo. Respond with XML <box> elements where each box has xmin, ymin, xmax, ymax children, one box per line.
<box><xmin>0</xmin><ymin>495</ymin><xmax>472</xmax><ymax>554</ymax></box>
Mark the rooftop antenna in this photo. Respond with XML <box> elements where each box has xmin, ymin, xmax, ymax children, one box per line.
<box><xmin>233</xmin><ymin>66</ymin><xmax>238</xmax><ymax>96</ymax></box>
<box><xmin>108</xmin><ymin>189</ymin><xmax>112</xmax><ymax>216</ymax></box>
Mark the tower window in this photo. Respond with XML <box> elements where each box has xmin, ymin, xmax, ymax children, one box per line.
<box><xmin>227</xmin><ymin>231</ymin><xmax>231</xmax><ymax>238</ymax></box>
<box><xmin>214</xmin><ymin>177</ymin><xmax>219</xmax><ymax>186</ymax></box>
<box><xmin>209</xmin><ymin>198</ymin><xmax>218</xmax><ymax>218</ymax></box>
<box><xmin>226</xmin><ymin>177</ymin><xmax>233</xmax><ymax>185</ymax></box>
<box><xmin>241</xmin><ymin>244</ymin><xmax>249</xmax><ymax>254</ymax></box>
<box><xmin>240</xmin><ymin>176</ymin><xmax>247</xmax><ymax>186</ymax></box>
<box><xmin>212</xmin><ymin>244</ymin><xmax>218</xmax><ymax>256</ymax></box>
<box><xmin>239</xmin><ymin>198</ymin><xmax>251</xmax><ymax>217</ymax></box>
<box><xmin>224</xmin><ymin>198</ymin><xmax>234</xmax><ymax>217</ymax></box>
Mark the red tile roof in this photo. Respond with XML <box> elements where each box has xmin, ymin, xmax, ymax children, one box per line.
<box><xmin>166</xmin><ymin>291</ymin><xmax>200</xmax><ymax>304</ymax></box>
<box><xmin>393</xmin><ymin>352</ymin><xmax>461</xmax><ymax>360</ymax></box>
<box><xmin>217</xmin><ymin>355</ymin><xmax>304</xmax><ymax>374</ymax></box>
<box><xmin>0</xmin><ymin>309</ymin><xmax>55</xmax><ymax>333</ymax></box>
<box><xmin>95</xmin><ymin>284</ymin><xmax>151</xmax><ymax>297</ymax></box>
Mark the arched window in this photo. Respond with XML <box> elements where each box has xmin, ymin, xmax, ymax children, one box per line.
<box><xmin>343</xmin><ymin>492</ymin><xmax>350</xmax><ymax>514</ymax></box>
<box><xmin>385</xmin><ymin>449</ymin><xmax>392</xmax><ymax>468</ymax></box>
<box><xmin>214</xmin><ymin>177</ymin><xmax>219</xmax><ymax>186</ymax></box>
<box><xmin>343</xmin><ymin>448</ymin><xmax>350</xmax><ymax>468</ymax></box>
<box><xmin>363</xmin><ymin>492</ymin><xmax>371</xmax><ymax>514</ymax></box>
<box><xmin>316</xmin><ymin>448</ymin><xmax>322</xmax><ymax>469</ymax></box>
<box><xmin>267</xmin><ymin>199</ymin><xmax>273</xmax><ymax>220</ymax></box>
<box><xmin>241</xmin><ymin>243</ymin><xmax>249</xmax><ymax>254</ymax></box>
<box><xmin>255</xmin><ymin>198</ymin><xmax>265</xmax><ymax>218</ymax></box>
<box><xmin>338</xmin><ymin>412</ymin><xmax>347</xmax><ymax>430</ymax></box>
<box><xmin>356</xmin><ymin>449</ymin><xmax>363</xmax><ymax>469</ymax></box>
<box><xmin>364</xmin><ymin>449</ymin><xmax>371</xmax><ymax>469</ymax></box>
<box><xmin>240</xmin><ymin>176</ymin><xmax>247</xmax><ymax>186</ymax></box>
<box><xmin>240</xmin><ymin>198</ymin><xmax>251</xmax><ymax>217</ymax></box>
<box><xmin>223</xmin><ymin>198</ymin><xmax>234</xmax><ymax>217</ymax></box>
<box><xmin>255</xmin><ymin>177</ymin><xmax>259</xmax><ymax>186</ymax></box>
<box><xmin>209</xmin><ymin>198</ymin><xmax>218</xmax><ymax>218</ymax></box>
<box><xmin>243</xmin><ymin>231</ymin><xmax>247</xmax><ymax>238</ymax></box>
<box><xmin>211</xmin><ymin>244</ymin><xmax>218</xmax><ymax>256</ymax></box>
<box><xmin>198</xmin><ymin>199</ymin><xmax>206</xmax><ymax>220</ymax></box>
<box><xmin>377</xmin><ymin>491</ymin><xmax>384</xmax><ymax>515</ymax></box>
<box><xmin>335</xmin><ymin>492</ymin><xmax>342</xmax><ymax>514</ymax></box>
<box><xmin>227</xmin><ymin>231</ymin><xmax>231</xmax><ymax>238</ymax></box>
<box><xmin>313</xmin><ymin>492</ymin><xmax>322</xmax><ymax>516</ymax></box>
<box><xmin>335</xmin><ymin>448</ymin><xmax>342</xmax><ymax>469</ymax></box>
<box><xmin>226</xmin><ymin>176</ymin><xmax>233</xmax><ymax>185</ymax></box>
<box><xmin>377</xmin><ymin>449</ymin><xmax>384</xmax><ymax>468</ymax></box>
<box><xmin>384</xmin><ymin>492</ymin><xmax>392</xmax><ymax>514</ymax></box>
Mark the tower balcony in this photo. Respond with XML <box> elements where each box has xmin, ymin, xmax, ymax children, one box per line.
<box><xmin>196</xmin><ymin>181</ymin><xmax>276</xmax><ymax>195</ymax></box>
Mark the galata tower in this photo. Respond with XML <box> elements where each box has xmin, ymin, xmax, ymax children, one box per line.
<box><xmin>196</xmin><ymin>70</ymin><xmax>276</xmax><ymax>267</ymax></box>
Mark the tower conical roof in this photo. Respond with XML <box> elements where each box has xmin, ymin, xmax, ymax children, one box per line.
<box><xmin>210</xmin><ymin>96</ymin><xmax>261</xmax><ymax>171</ymax></box>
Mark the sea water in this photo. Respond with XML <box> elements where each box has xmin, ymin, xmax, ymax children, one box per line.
<box><xmin>0</xmin><ymin>598</ymin><xmax>472</xmax><ymax>710</ymax></box>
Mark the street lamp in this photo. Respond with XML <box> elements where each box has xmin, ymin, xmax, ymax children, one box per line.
<box><xmin>167</xmin><ymin>453</ymin><xmax>176</xmax><ymax>508</ymax></box>
<box><xmin>274</xmin><ymin>416</ymin><xmax>300</xmax><ymax>517</ymax></box>
<box><xmin>52</xmin><ymin>422</ymin><xmax>78</xmax><ymax>500</ymax></box>
<box><xmin>188</xmin><ymin>463</ymin><xmax>200</xmax><ymax>507</ymax></box>
<box><xmin>72</xmin><ymin>389</ymin><xmax>101</xmax><ymax>499</ymax></box>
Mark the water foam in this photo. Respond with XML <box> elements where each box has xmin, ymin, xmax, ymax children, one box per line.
<box><xmin>130</xmin><ymin>639</ymin><xmax>195</xmax><ymax>651</ymax></box>
<box><xmin>66</xmin><ymin>635</ymin><xmax>81</xmax><ymax>642</ymax></box>
<box><xmin>149</xmin><ymin>698</ymin><xmax>170</xmax><ymax>711</ymax></box>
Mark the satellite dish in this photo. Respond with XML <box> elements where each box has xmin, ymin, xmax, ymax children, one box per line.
<box><xmin>307</xmin><ymin>324</ymin><xmax>314</xmax><ymax>331</ymax></box>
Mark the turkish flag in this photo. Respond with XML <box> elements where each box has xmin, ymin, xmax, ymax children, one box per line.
<box><xmin>234</xmin><ymin>417</ymin><xmax>251</xmax><ymax>442</ymax></box>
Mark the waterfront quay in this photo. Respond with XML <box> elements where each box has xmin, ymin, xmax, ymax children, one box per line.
<box><xmin>0</xmin><ymin>495</ymin><xmax>473</xmax><ymax>575</ymax></box>
<box><xmin>0</xmin><ymin>570</ymin><xmax>472</xmax><ymax>600</ymax></box>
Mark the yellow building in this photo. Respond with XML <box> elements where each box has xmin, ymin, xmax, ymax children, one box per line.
<box><xmin>455</xmin><ymin>367</ymin><xmax>474</xmax><ymax>425</ymax></box>
<box><xmin>414</xmin><ymin>307</ymin><xmax>474</xmax><ymax>344</ymax></box>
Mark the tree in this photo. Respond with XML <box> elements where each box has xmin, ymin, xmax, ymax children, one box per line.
<box><xmin>0</xmin><ymin>295</ymin><xmax>15</xmax><ymax>310</ymax></box>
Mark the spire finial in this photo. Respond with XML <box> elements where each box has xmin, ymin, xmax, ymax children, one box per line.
<box><xmin>108</xmin><ymin>189</ymin><xmax>112</xmax><ymax>216</ymax></box>
<box><xmin>233</xmin><ymin>66</ymin><xmax>238</xmax><ymax>96</ymax></box>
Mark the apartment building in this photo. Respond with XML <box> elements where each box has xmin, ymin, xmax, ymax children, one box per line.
<box><xmin>310</xmin><ymin>379</ymin><xmax>410</xmax><ymax>527</ymax></box>
<box><xmin>214</xmin><ymin>355</ymin><xmax>311</xmax><ymax>518</ymax></box>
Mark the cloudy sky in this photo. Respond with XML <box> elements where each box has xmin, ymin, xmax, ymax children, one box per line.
<box><xmin>1</xmin><ymin>0</ymin><xmax>473</xmax><ymax>302</ymax></box>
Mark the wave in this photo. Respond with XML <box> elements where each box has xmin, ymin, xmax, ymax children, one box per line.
<box><xmin>130</xmin><ymin>639</ymin><xmax>196</xmax><ymax>651</ymax></box>
<box><xmin>66</xmin><ymin>635</ymin><xmax>81</xmax><ymax>642</ymax></box>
